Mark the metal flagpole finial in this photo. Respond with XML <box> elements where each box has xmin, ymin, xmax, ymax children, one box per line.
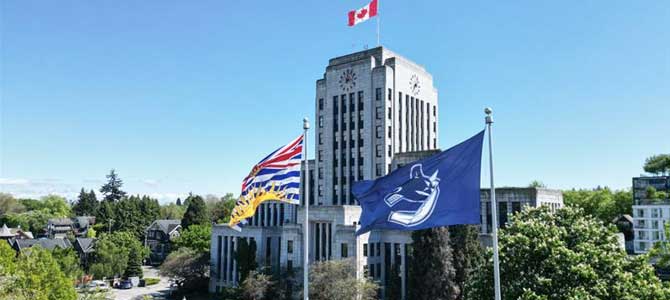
<box><xmin>485</xmin><ymin>107</ymin><xmax>493</xmax><ymax>124</ymax></box>
<box><xmin>303</xmin><ymin>117</ymin><xmax>310</xmax><ymax>130</ymax></box>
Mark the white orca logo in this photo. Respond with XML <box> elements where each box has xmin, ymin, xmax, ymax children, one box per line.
<box><xmin>383</xmin><ymin>164</ymin><xmax>440</xmax><ymax>227</ymax></box>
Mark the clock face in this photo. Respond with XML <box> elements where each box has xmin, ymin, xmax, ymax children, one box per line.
<box><xmin>339</xmin><ymin>69</ymin><xmax>357</xmax><ymax>92</ymax></box>
<box><xmin>409</xmin><ymin>74</ymin><xmax>421</xmax><ymax>96</ymax></box>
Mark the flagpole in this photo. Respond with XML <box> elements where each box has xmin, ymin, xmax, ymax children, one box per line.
<box><xmin>485</xmin><ymin>108</ymin><xmax>502</xmax><ymax>300</ymax></box>
<box><xmin>302</xmin><ymin>117</ymin><xmax>310</xmax><ymax>300</ymax></box>
<box><xmin>376</xmin><ymin>0</ymin><xmax>380</xmax><ymax>46</ymax></box>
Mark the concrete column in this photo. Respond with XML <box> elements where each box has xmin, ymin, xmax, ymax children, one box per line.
<box><xmin>401</xmin><ymin>243</ymin><xmax>407</xmax><ymax>300</ymax></box>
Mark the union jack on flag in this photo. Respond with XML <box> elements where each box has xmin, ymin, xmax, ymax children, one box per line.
<box><xmin>228</xmin><ymin>134</ymin><xmax>303</xmax><ymax>230</ymax></box>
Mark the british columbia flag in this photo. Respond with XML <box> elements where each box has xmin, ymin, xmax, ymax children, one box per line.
<box><xmin>229</xmin><ymin>134</ymin><xmax>303</xmax><ymax>230</ymax></box>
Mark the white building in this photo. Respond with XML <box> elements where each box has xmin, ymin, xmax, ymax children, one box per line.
<box><xmin>209</xmin><ymin>47</ymin><xmax>563</xmax><ymax>299</ymax></box>
<box><xmin>632</xmin><ymin>204</ymin><xmax>669</xmax><ymax>253</ymax></box>
<box><xmin>631</xmin><ymin>176</ymin><xmax>670</xmax><ymax>254</ymax></box>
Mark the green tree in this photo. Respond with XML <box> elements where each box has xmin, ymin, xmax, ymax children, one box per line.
<box><xmin>563</xmin><ymin>188</ymin><xmax>632</xmax><ymax>225</ymax></box>
<box><xmin>308</xmin><ymin>259</ymin><xmax>378</xmax><ymax>300</ymax></box>
<box><xmin>528</xmin><ymin>180</ymin><xmax>546</xmax><ymax>188</ymax></box>
<box><xmin>51</xmin><ymin>247</ymin><xmax>84</xmax><ymax>280</ymax></box>
<box><xmin>0</xmin><ymin>193</ymin><xmax>24</xmax><ymax>215</ymax></box>
<box><xmin>86</xmin><ymin>226</ymin><xmax>97</xmax><ymax>238</ymax></box>
<box><xmin>409</xmin><ymin>227</ymin><xmax>458</xmax><ymax>300</ymax></box>
<box><xmin>95</xmin><ymin>201</ymin><xmax>116</xmax><ymax>231</ymax></box>
<box><xmin>89</xmin><ymin>232</ymin><xmax>147</xmax><ymax>279</ymax></box>
<box><xmin>466</xmin><ymin>206</ymin><xmax>670</xmax><ymax>300</ymax></box>
<box><xmin>644</xmin><ymin>154</ymin><xmax>670</xmax><ymax>176</ymax></box>
<box><xmin>124</xmin><ymin>249</ymin><xmax>143</xmax><ymax>278</ymax></box>
<box><xmin>159</xmin><ymin>247</ymin><xmax>209</xmax><ymax>291</ymax></box>
<box><xmin>235</xmin><ymin>238</ymin><xmax>259</xmax><ymax>283</ymax></box>
<box><xmin>100</xmin><ymin>169</ymin><xmax>126</xmax><ymax>202</ymax></box>
<box><xmin>1</xmin><ymin>245</ymin><xmax>77</xmax><ymax>300</ymax></box>
<box><xmin>160</xmin><ymin>203</ymin><xmax>186</xmax><ymax>219</ymax></box>
<box><xmin>386</xmin><ymin>263</ymin><xmax>402</xmax><ymax>300</ymax></box>
<box><xmin>39</xmin><ymin>195</ymin><xmax>71</xmax><ymax>217</ymax></box>
<box><xmin>72</xmin><ymin>188</ymin><xmax>98</xmax><ymax>216</ymax></box>
<box><xmin>181</xmin><ymin>195</ymin><xmax>210</xmax><ymax>229</ymax></box>
<box><xmin>0</xmin><ymin>195</ymin><xmax>71</xmax><ymax>233</ymax></box>
<box><xmin>209</xmin><ymin>193</ymin><xmax>237</xmax><ymax>223</ymax></box>
<box><xmin>241</xmin><ymin>270</ymin><xmax>276</xmax><ymax>300</ymax></box>
<box><xmin>448</xmin><ymin>225</ymin><xmax>483</xmax><ymax>300</ymax></box>
<box><xmin>172</xmin><ymin>224</ymin><xmax>211</xmax><ymax>254</ymax></box>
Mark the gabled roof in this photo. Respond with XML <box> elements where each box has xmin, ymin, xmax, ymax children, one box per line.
<box><xmin>0</xmin><ymin>224</ymin><xmax>13</xmax><ymax>238</ymax></box>
<box><xmin>14</xmin><ymin>238</ymin><xmax>72</xmax><ymax>251</ymax></box>
<box><xmin>148</xmin><ymin>219</ymin><xmax>182</xmax><ymax>235</ymax></box>
<box><xmin>74</xmin><ymin>238</ymin><xmax>96</xmax><ymax>253</ymax></box>
<box><xmin>612</xmin><ymin>214</ymin><xmax>634</xmax><ymax>224</ymax></box>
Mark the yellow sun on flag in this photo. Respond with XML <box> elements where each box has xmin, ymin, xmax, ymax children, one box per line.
<box><xmin>228</xmin><ymin>182</ymin><xmax>294</xmax><ymax>229</ymax></box>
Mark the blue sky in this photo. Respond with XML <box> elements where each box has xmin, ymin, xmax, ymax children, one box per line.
<box><xmin>1</xmin><ymin>1</ymin><xmax>668</xmax><ymax>203</ymax></box>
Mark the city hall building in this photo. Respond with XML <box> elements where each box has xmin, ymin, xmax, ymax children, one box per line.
<box><xmin>209</xmin><ymin>47</ymin><xmax>562</xmax><ymax>298</ymax></box>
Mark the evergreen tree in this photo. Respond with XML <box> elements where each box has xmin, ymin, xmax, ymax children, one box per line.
<box><xmin>409</xmin><ymin>227</ymin><xmax>458</xmax><ymax>300</ymax></box>
<box><xmin>448</xmin><ymin>225</ymin><xmax>483</xmax><ymax>300</ymax></box>
<box><xmin>387</xmin><ymin>262</ymin><xmax>402</xmax><ymax>300</ymax></box>
<box><xmin>176</xmin><ymin>197</ymin><xmax>182</xmax><ymax>206</ymax></box>
<box><xmin>95</xmin><ymin>200</ymin><xmax>116</xmax><ymax>232</ymax></box>
<box><xmin>124</xmin><ymin>249</ymin><xmax>143</xmax><ymax>278</ymax></box>
<box><xmin>235</xmin><ymin>238</ymin><xmax>258</xmax><ymax>283</ymax></box>
<box><xmin>73</xmin><ymin>188</ymin><xmax>99</xmax><ymax>216</ymax></box>
<box><xmin>100</xmin><ymin>169</ymin><xmax>126</xmax><ymax>202</ymax></box>
<box><xmin>181</xmin><ymin>195</ymin><xmax>210</xmax><ymax>229</ymax></box>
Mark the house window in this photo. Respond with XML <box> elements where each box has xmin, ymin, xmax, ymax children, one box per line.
<box><xmin>319</xmin><ymin>98</ymin><xmax>324</xmax><ymax>110</ymax></box>
<box><xmin>376</xmin><ymin>126</ymin><xmax>383</xmax><ymax>138</ymax></box>
<box><xmin>388</xmin><ymin>107</ymin><xmax>392</xmax><ymax>119</ymax></box>
<box><xmin>318</xmin><ymin>116</ymin><xmax>323</xmax><ymax>128</ymax></box>
<box><xmin>388</xmin><ymin>88</ymin><xmax>392</xmax><ymax>100</ymax></box>
<box><xmin>376</xmin><ymin>164</ymin><xmax>383</xmax><ymax>176</ymax></box>
<box><xmin>287</xmin><ymin>240</ymin><xmax>293</xmax><ymax>254</ymax></box>
<box><xmin>375</xmin><ymin>88</ymin><xmax>382</xmax><ymax>101</ymax></box>
<box><xmin>376</xmin><ymin>107</ymin><xmax>383</xmax><ymax>119</ymax></box>
<box><xmin>341</xmin><ymin>243</ymin><xmax>348</xmax><ymax>258</ymax></box>
<box><xmin>287</xmin><ymin>259</ymin><xmax>293</xmax><ymax>271</ymax></box>
<box><xmin>363</xmin><ymin>243</ymin><xmax>368</xmax><ymax>256</ymax></box>
<box><xmin>318</xmin><ymin>150</ymin><xmax>323</xmax><ymax>162</ymax></box>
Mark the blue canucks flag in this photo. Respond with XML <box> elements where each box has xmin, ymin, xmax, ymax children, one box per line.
<box><xmin>353</xmin><ymin>130</ymin><xmax>485</xmax><ymax>235</ymax></box>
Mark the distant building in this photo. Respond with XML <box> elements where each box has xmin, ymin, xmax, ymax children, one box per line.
<box><xmin>0</xmin><ymin>224</ymin><xmax>33</xmax><ymax>240</ymax></box>
<box><xmin>145</xmin><ymin>219</ymin><xmax>182</xmax><ymax>265</ymax></box>
<box><xmin>612</xmin><ymin>214</ymin><xmax>634</xmax><ymax>253</ymax></box>
<box><xmin>209</xmin><ymin>47</ymin><xmax>564</xmax><ymax>299</ymax></box>
<box><xmin>46</xmin><ymin>216</ymin><xmax>95</xmax><ymax>238</ymax></box>
<box><xmin>9</xmin><ymin>238</ymin><xmax>72</xmax><ymax>253</ymax></box>
<box><xmin>632</xmin><ymin>176</ymin><xmax>670</xmax><ymax>254</ymax></box>
<box><xmin>633</xmin><ymin>176</ymin><xmax>670</xmax><ymax>205</ymax></box>
<box><xmin>73</xmin><ymin>237</ymin><xmax>96</xmax><ymax>269</ymax></box>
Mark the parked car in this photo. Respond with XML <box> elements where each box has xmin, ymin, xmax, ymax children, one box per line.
<box><xmin>115</xmin><ymin>280</ymin><xmax>133</xmax><ymax>289</ymax></box>
<box><xmin>87</xmin><ymin>280</ymin><xmax>110</xmax><ymax>291</ymax></box>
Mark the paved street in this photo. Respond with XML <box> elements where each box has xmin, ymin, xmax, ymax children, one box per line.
<box><xmin>109</xmin><ymin>266</ymin><xmax>172</xmax><ymax>300</ymax></box>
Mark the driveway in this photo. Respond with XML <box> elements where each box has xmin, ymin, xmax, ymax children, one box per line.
<box><xmin>110</xmin><ymin>266</ymin><xmax>173</xmax><ymax>300</ymax></box>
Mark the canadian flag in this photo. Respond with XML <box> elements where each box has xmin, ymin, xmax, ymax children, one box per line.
<box><xmin>348</xmin><ymin>0</ymin><xmax>378</xmax><ymax>27</ymax></box>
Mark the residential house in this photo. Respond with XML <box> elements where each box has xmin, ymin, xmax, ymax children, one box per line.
<box><xmin>9</xmin><ymin>238</ymin><xmax>72</xmax><ymax>253</ymax></box>
<box><xmin>46</xmin><ymin>216</ymin><xmax>96</xmax><ymax>239</ymax></box>
<box><xmin>73</xmin><ymin>237</ymin><xmax>96</xmax><ymax>269</ymax></box>
<box><xmin>145</xmin><ymin>219</ymin><xmax>181</xmax><ymax>265</ymax></box>
<box><xmin>47</xmin><ymin>218</ymin><xmax>74</xmax><ymax>238</ymax></box>
<box><xmin>0</xmin><ymin>224</ymin><xmax>34</xmax><ymax>240</ymax></box>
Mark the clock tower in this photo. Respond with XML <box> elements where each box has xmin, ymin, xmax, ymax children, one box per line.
<box><xmin>314</xmin><ymin>46</ymin><xmax>439</xmax><ymax>207</ymax></box>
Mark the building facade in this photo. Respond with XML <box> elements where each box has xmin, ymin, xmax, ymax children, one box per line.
<box><xmin>632</xmin><ymin>176</ymin><xmax>670</xmax><ymax>253</ymax></box>
<box><xmin>145</xmin><ymin>219</ymin><xmax>181</xmax><ymax>265</ymax></box>
<box><xmin>209</xmin><ymin>47</ymin><xmax>563</xmax><ymax>299</ymax></box>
